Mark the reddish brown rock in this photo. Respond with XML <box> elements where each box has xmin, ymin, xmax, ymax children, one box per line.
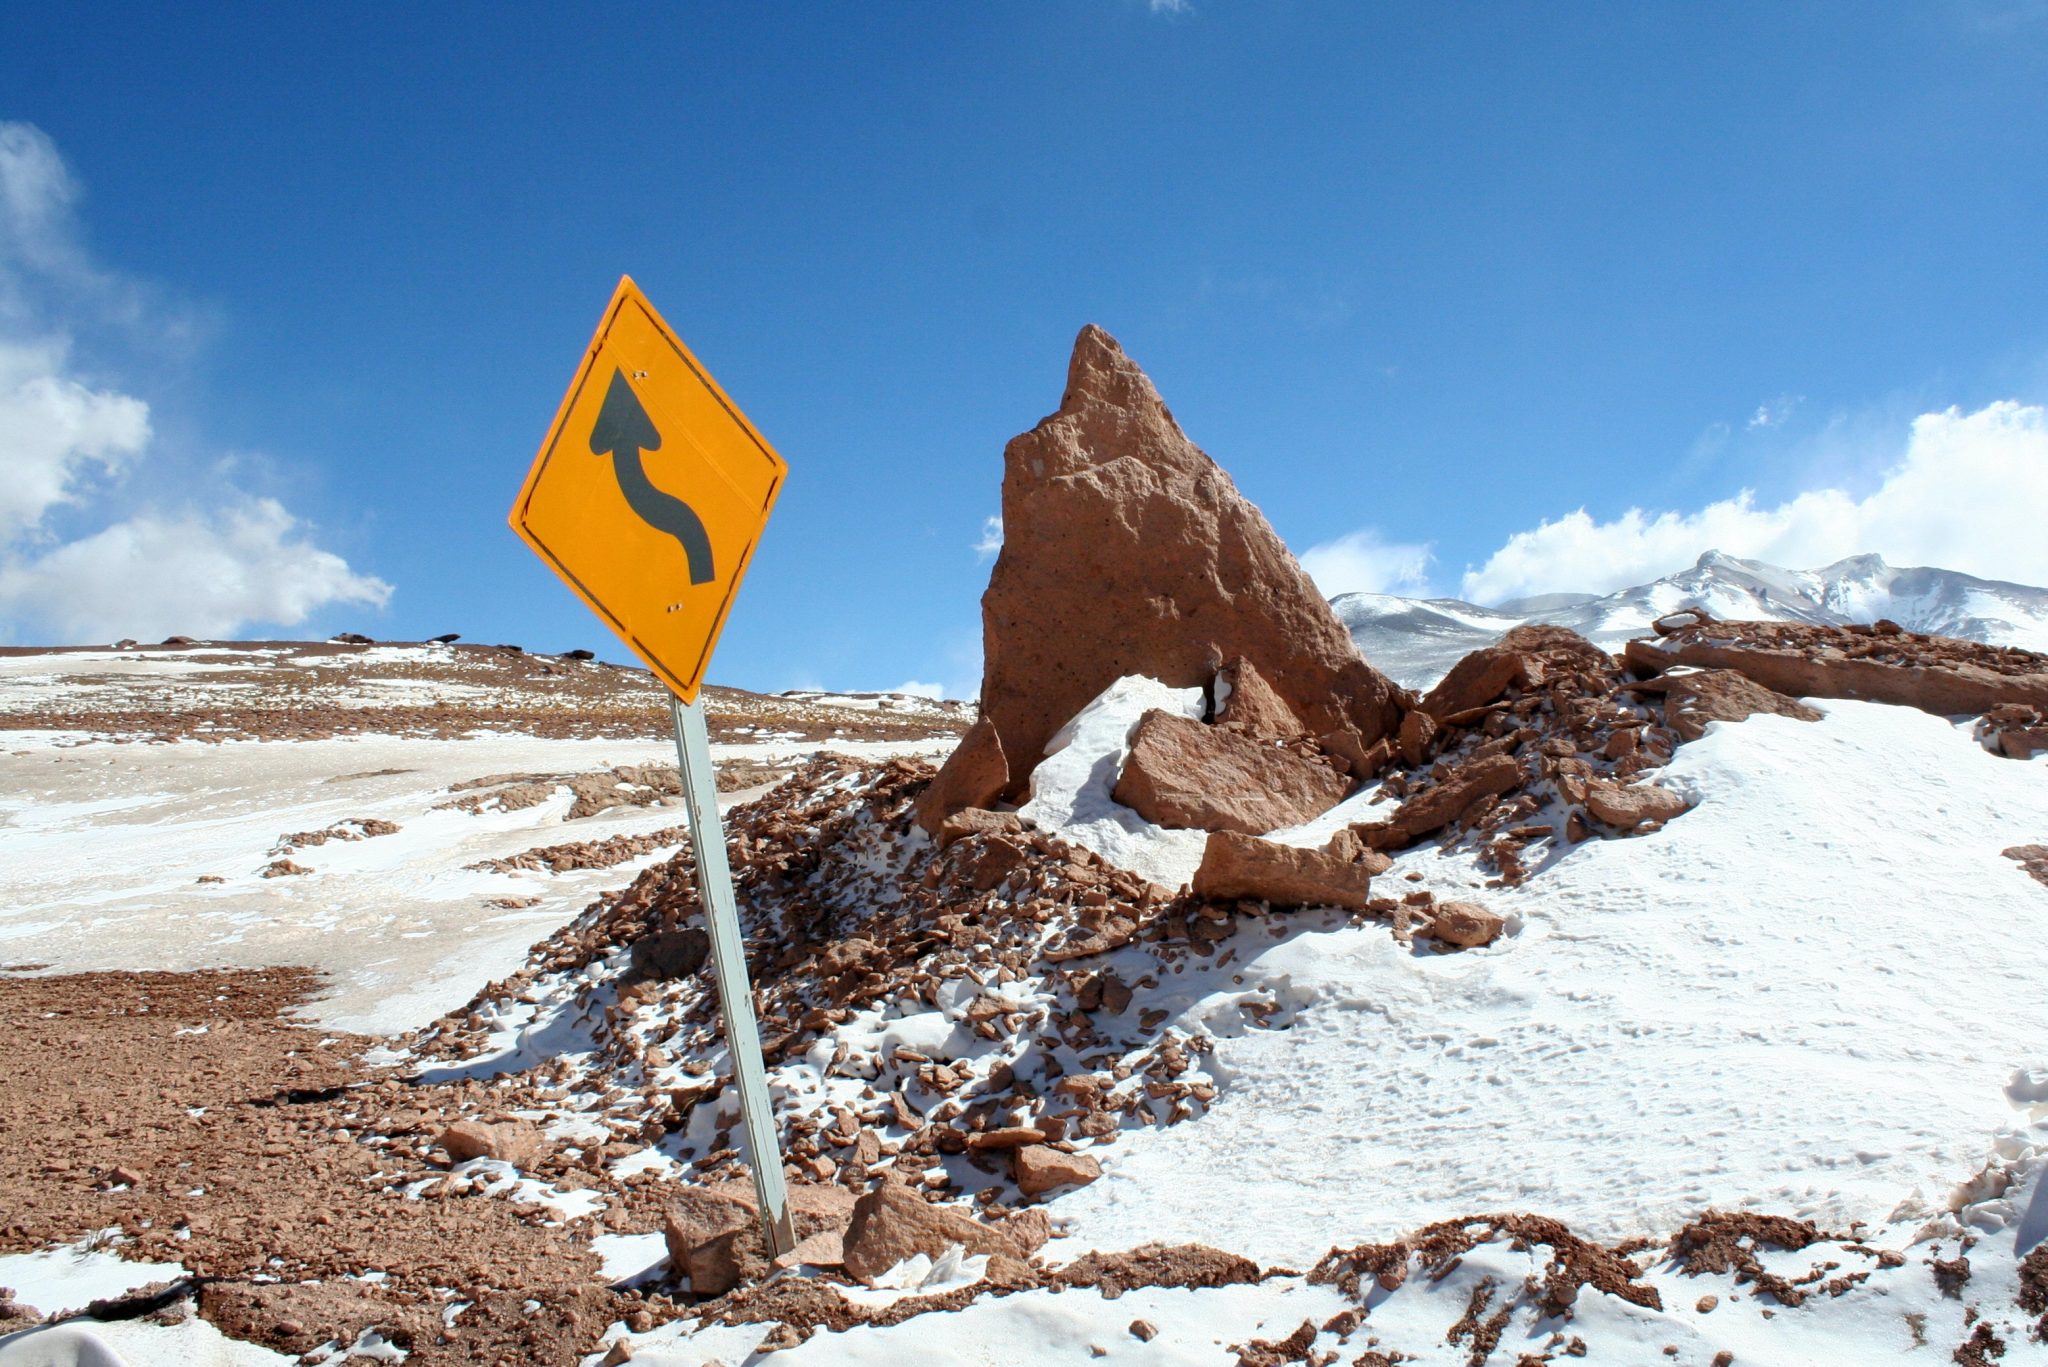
<box><xmin>1398</xmin><ymin>708</ymin><xmax>1438</xmax><ymax>767</ymax></box>
<box><xmin>1583</xmin><ymin>778</ymin><xmax>1691</xmax><ymax>828</ymax></box>
<box><xmin>936</xmin><ymin>806</ymin><xmax>1026</xmax><ymax>849</ymax></box>
<box><xmin>2004</xmin><ymin>845</ymin><xmax>2048</xmax><ymax>888</ymax></box>
<box><xmin>664</xmin><ymin>1180</ymin><xmax>858</xmax><ymax>1295</ymax></box>
<box><xmin>1625</xmin><ymin>621</ymin><xmax>2048</xmax><ymax>721</ymax></box>
<box><xmin>1623</xmin><ymin>668</ymin><xmax>1822</xmax><ymax>742</ymax></box>
<box><xmin>840</xmin><ymin>1177</ymin><xmax>1034</xmax><ymax>1283</ymax></box>
<box><xmin>1214</xmin><ymin>656</ymin><xmax>1306</xmax><ymax>741</ymax></box>
<box><xmin>916</xmin><ymin>715</ymin><xmax>1009</xmax><ymax>835</ymax></box>
<box><xmin>436</xmin><ymin>1119</ymin><xmax>542</xmax><ymax>1167</ymax></box>
<box><xmin>1191</xmin><ymin>828</ymin><xmax>1391</xmax><ymax>909</ymax></box>
<box><xmin>1357</xmin><ymin>753</ymin><xmax>1524</xmax><ymax>851</ymax></box>
<box><xmin>1113</xmin><ymin>709</ymin><xmax>1348</xmax><ymax>835</ymax></box>
<box><xmin>962</xmin><ymin>325</ymin><xmax>1404</xmax><ymax>797</ymax></box>
<box><xmin>1423</xmin><ymin>901</ymin><xmax>1506</xmax><ymax>948</ymax></box>
<box><xmin>1421</xmin><ymin>625</ymin><xmax>1616</xmax><ymax>721</ymax></box>
<box><xmin>1014</xmin><ymin>1144</ymin><xmax>1103</xmax><ymax>1197</ymax></box>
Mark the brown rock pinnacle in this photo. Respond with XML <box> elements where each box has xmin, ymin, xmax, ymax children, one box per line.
<box><xmin>950</xmin><ymin>325</ymin><xmax>1405</xmax><ymax>799</ymax></box>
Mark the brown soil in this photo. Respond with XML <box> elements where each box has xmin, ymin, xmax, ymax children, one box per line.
<box><xmin>0</xmin><ymin>967</ymin><xmax>627</xmax><ymax>1363</ymax></box>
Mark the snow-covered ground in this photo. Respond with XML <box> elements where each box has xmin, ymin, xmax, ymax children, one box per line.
<box><xmin>0</xmin><ymin>730</ymin><xmax>952</xmax><ymax>1034</ymax></box>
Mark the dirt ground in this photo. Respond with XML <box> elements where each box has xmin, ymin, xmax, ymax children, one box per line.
<box><xmin>0</xmin><ymin>966</ymin><xmax>662</xmax><ymax>1364</ymax></box>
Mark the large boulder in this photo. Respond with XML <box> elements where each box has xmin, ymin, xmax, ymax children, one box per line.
<box><xmin>840</xmin><ymin>1177</ymin><xmax>1036</xmax><ymax>1284</ymax></box>
<box><xmin>1113</xmin><ymin>709</ymin><xmax>1348</xmax><ymax>835</ymax></box>
<box><xmin>1191</xmin><ymin>828</ymin><xmax>1391</xmax><ymax>909</ymax></box>
<box><xmin>936</xmin><ymin>325</ymin><xmax>1405</xmax><ymax>802</ymax></box>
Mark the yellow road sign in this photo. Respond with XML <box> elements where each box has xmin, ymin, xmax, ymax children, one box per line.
<box><xmin>510</xmin><ymin>277</ymin><xmax>786</xmax><ymax>702</ymax></box>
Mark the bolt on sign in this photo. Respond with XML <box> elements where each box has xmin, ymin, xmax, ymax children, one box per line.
<box><xmin>509</xmin><ymin>275</ymin><xmax>786</xmax><ymax>703</ymax></box>
<box><xmin>508</xmin><ymin>277</ymin><xmax>797</xmax><ymax>1258</ymax></box>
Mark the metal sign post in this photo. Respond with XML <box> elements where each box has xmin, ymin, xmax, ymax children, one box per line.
<box><xmin>669</xmin><ymin>692</ymin><xmax>796</xmax><ymax>1258</ymax></box>
<box><xmin>510</xmin><ymin>276</ymin><xmax>795</xmax><ymax>1260</ymax></box>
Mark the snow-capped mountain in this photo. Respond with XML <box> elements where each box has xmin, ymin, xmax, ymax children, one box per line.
<box><xmin>1335</xmin><ymin>550</ymin><xmax>2048</xmax><ymax>689</ymax></box>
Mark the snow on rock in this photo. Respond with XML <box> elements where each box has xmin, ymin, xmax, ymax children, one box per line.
<box><xmin>1051</xmin><ymin>699</ymin><xmax>2048</xmax><ymax>1264</ymax></box>
<box><xmin>1016</xmin><ymin>675</ymin><xmax>1208</xmax><ymax>890</ymax></box>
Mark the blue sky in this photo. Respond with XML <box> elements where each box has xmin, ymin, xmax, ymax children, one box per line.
<box><xmin>4</xmin><ymin>3</ymin><xmax>2048</xmax><ymax>695</ymax></box>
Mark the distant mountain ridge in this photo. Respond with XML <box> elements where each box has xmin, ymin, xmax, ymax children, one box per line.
<box><xmin>1333</xmin><ymin>550</ymin><xmax>2048</xmax><ymax>689</ymax></box>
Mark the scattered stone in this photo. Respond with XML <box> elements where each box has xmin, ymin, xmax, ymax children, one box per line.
<box><xmin>1422</xmin><ymin>902</ymin><xmax>1506</xmax><ymax>949</ymax></box>
<box><xmin>665</xmin><ymin>1180</ymin><xmax>857</xmax><ymax>1296</ymax></box>
<box><xmin>1014</xmin><ymin>1144</ymin><xmax>1102</xmax><ymax>1197</ymax></box>
<box><xmin>916</xmin><ymin>716</ymin><xmax>1010</xmax><ymax>834</ymax></box>
<box><xmin>259</xmin><ymin>859</ymin><xmax>311</xmax><ymax>879</ymax></box>
<box><xmin>435</xmin><ymin>1119</ymin><xmax>542</xmax><ymax>1166</ymax></box>
<box><xmin>1583</xmin><ymin>779</ymin><xmax>1691</xmax><ymax>829</ymax></box>
<box><xmin>626</xmin><ymin>928</ymin><xmax>709</xmax><ymax>983</ymax></box>
<box><xmin>1131</xmin><ymin>1319</ymin><xmax>1159</xmax><ymax>1342</ymax></box>
<box><xmin>1356</xmin><ymin>753</ymin><xmax>1524</xmax><ymax>851</ymax></box>
<box><xmin>840</xmin><ymin>1178</ymin><xmax>1032</xmax><ymax>1284</ymax></box>
<box><xmin>936</xmin><ymin>806</ymin><xmax>1026</xmax><ymax>850</ymax></box>
<box><xmin>1113</xmin><ymin>709</ymin><xmax>1348</xmax><ymax>835</ymax></box>
<box><xmin>1191</xmin><ymin>828</ymin><xmax>1390</xmax><ymax>909</ymax></box>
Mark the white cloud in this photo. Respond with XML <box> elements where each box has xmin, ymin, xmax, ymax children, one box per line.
<box><xmin>888</xmin><ymin>679</ymin><xmax>947</xmax><ymax>700</ymax></box>
<box><xmin>1460</xmin><ymin>400</ymin><xmax>2048</xmax><ymax>603</ymax></box>
<box><xmin>1149</xmin><ymin>0</ymin><xmax>1191</xmax><ymax>12</ymax></box>
<box><xmin>0</xmin><ymin>338</ymin><xmax>150</xmax><ymax>539</ymax></box>
<box><xmin>0</xmin><ymin>500</ymin><xmax>390</xmax><ymax>641</ymax></box>
<box><xmin>1298</xmin><ymin>528</ymin><xmax>1435</xmax><ymax>598</ymax></box>
<box><xmin>973</xmin><ymin>515</ymin><xmax>1003</xmax><ymax>560</ymax></box>
<box><xmin>0</xmin><ymin>122</ymin><xmax>388</xmax><ymax>643</ymax></box>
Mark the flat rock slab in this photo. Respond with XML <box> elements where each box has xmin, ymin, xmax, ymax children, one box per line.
<box><xmin>1191</xmin><ymin>828</ymin><xmax>1391</xmax><ymax>909</ymax></box>
<box><xmin>1113</xmin><ymin>709</ymin><xmax>1348</xmax><ymax>836</ymax></box>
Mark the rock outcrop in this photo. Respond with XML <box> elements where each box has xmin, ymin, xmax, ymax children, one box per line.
<box><xmin>1113</xmin><ymin>709</ymin><xmax>1349</xmax><ymax>835</ymax></box>
<box><xmin>934</xmin><ymin>325</ymin><xmax>1405</xmax><ymax>806</ymax></box>
<box><xmin>1191</xmin><ymin>828</ymin><xmax>1392</xmax><ymax>909</ymax></box>
<box><xmin>1626</xmin><ymin>618</ymin><xmax>2048</xmax><ymax>721</ymax></box>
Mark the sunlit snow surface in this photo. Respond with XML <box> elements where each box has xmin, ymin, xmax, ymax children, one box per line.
<box><xmin>1052</xmin><ymin>697</ymin><xmax>2048</xmax><ymax>1262</ymax></box>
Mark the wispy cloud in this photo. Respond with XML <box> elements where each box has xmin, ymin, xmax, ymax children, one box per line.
<box><xmin>1459</xmin><ymin>399</ymin><xmax>2048</xmax><ymax>602</ymax></box>
<box><xmin>1297</xmin><ymin>528</ymin><xmax>1435</xmax><ymax>598</ymax></box>
<box><xmin>973</xmin><ymin>514</ymin><xmax>1004</xmax><ymax>561</ymax></box>
<box><xmin>1149</xmin><ymin>0</ymin><xmax>1191</xmax><ymax>13</ymax></box>
<box><xmin>0</xmin><ymin>121</ymin><xmax>388</xmax><ymax>643</ymax></box>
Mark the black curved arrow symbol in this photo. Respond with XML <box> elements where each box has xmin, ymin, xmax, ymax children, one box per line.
<box><xmin>588</xmin><ymin>368</ymin><xmax>716</xmax><ymax>586</ymax></box>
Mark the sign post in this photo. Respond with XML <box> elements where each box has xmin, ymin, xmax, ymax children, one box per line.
<box><xmin>510</xmin><ymin>276</ymin><xmax>795</xmax><ymax>1257</ymax></box>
